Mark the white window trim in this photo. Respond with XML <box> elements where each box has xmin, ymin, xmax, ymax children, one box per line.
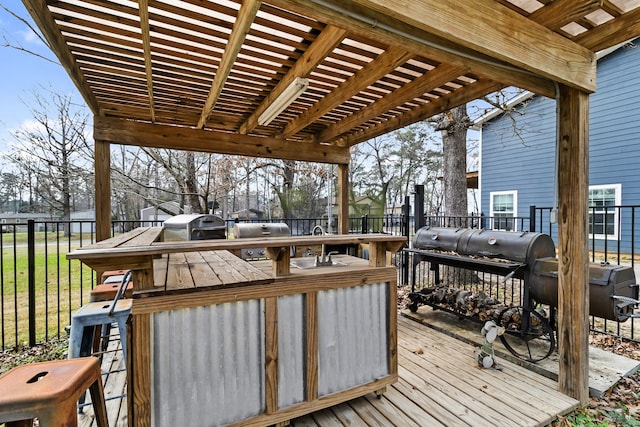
<box><xmin>589</xmin><ymin>183</ymin><xmax>621</xmax><ymax>240</ymax></box>
<box><xmin>489</xmin><ymin>190</ymin><xmax>518</xmax><ymax>231</ymax></box>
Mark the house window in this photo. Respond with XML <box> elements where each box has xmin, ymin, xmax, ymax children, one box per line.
<box><xmin>490</xmin><ymin>191</ymin><xmax>517</xmax><ymax>231</ymax></box>
<box><xmin>589</xmin><ymin>184</ymin><xmax>621</xmax><ymax>239</ymax></box>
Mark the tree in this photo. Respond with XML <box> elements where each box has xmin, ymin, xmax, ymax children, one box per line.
<box><xmin>349</xmin><ymin>136</ymin><xmax>392</xmax><ymax>222</ymax></box>
<box><xmin>350</xmin><ymin>123</ymin><xmax>443</xmax><ymax>228</ymax></box>
<box><xmin>435</xmin><ymin>105</ymin><xmax>471</xmax><ymax>223</ymax></box>
<box><xmin>387</xmin><ymin>124</ymin><xmax>438</xmax><ymax>213</ymax></box>
<box><xmin>4</xmin><ymin>87</ymin><xmax>92</xmax><ymax>228</ymax></box>
<box><xmin>267</xmin><ymin>160</ymin><xmax>328</xmax><ymax>219</ymax></box>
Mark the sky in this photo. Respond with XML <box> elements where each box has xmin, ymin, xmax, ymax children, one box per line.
<box><xmin>0</xmin><ymin>0</ymin><xmax>82</xmax><ymax>152</ymax></box>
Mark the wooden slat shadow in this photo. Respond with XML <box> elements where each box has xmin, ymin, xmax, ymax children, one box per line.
<box><xmin>78</xmin><ymin>315</ymin><xmax>578</xmax><ymax>427</ymax></box>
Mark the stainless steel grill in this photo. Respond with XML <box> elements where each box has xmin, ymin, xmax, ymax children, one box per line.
<box><xmin>232</xmin><ymin>223</ymin><xmax>291</xmax><ymax>260</ymax></box>
<box><xmin>163</xmin><ymin>214</ymin><xmax>226</xmax><ymax>241</ymax></box>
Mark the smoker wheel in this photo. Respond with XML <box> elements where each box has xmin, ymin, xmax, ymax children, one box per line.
<box><xmin>498</xmin><ymin>306</ymin><xmax>555</xmax><ymax>362</ymax></box>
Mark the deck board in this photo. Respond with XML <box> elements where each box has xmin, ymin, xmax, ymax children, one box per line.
<box><xmin>77</xmin><ymin>314</ymin><xmax>578</xmax><ymax>426</ymax></box>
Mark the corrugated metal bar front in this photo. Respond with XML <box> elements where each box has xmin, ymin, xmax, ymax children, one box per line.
<box><xmin>317</xmin><ymin>282</ymin><xmax>389</xmax><ymax>396</ymax></box>
<box><xmin>277</xmin><ymin>294</ymin><xmax>305</xmax><ymax>408</ymax></box>
<box><xmin>150</xmin><ymin>300</ymin><xmax>265</xmax><ymax>427</ymax></box>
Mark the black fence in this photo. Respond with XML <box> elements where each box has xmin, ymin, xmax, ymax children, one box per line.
<box><xmin>0</xmin><ymin>215</ymin><xmax>406</xmax><ymax>350</ymax></box>
<box><xmin>2</xmin><ymin>207</ymin><xmax>639</xmax><ymax>351</ymax></box>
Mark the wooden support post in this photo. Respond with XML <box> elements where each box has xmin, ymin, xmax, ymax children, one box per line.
<box><xmin>305</xmin><ymin>292</ymin><xmax>318</xmax><ymax>402</ymax></box>
<box><xmin>265</xmin><ymin>297</ymin><xmax>279</xmax><ymax>414</ymax></box>
<box><xmin>130</xmin><ymin>313</ymin><xmax>151</xmax><ymax>427</ymax></box>
<box><xmin>266</xmin><ymin>246</ymin><xmax>291</xmax><ymax>276</ymax></box>
<box><xmin>129</xmin><ymin>270</ymin><xmax>155</xmax><ymax>427</ymax></box>
<box><xmin>368</xmin><ymin>242</ymin><xmax>387</xmax><ymax>267</ymax></box>
<box><xmin>557</xmin><ymin>84</ymin><xmax>590</xmax><ymax>404</ymax></box>
<box><xmin>94</xmin><ymin>138</ymin><xmax>111</xmax><ymax>243</ymax></box>
<box><xmin>337</xmin><ymin>163</ymin><xmax>349</xmax><ymax>235</ymax></box>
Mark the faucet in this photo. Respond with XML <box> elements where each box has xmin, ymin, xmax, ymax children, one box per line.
<box><xmin>311</xmin><ymin>225</ymin><xmax>338</xmax><ymax>266</ymax></box>
<box><xmin>315</xmin><ymin>244</ymin><xmax>339</xmax><ymax>266</ymax></box>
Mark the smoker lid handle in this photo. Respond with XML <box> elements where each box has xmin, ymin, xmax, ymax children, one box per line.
<box><xmin>612</xmin><ymin>295</ymin><xmax>640</xmax><ymax>309</ymax></box>
<box><xmin>502</xmin><ymin>264</ymin><xmax>526</xmax><ymax>283</ymax></box>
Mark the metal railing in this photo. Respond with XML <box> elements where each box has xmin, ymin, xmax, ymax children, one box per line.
<box><xmin>3</xmin><ymin>207</ymin><xmax>639</xmax><ymax>350</ymax></box>
<box><xmin>0</xmin><ymin>215</ymin><xmax>407</xmax><ymax>350</ymax></box>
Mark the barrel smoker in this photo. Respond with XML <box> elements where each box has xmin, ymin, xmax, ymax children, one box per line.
<box><xmin>406</xmin><ymin>226</ymin><xmax>639</xmax><ymax>361</ymax></box>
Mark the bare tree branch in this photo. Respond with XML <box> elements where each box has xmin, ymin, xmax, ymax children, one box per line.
<box><xmin>0</xmin><ymin>2</ymin><xmax>59</xmax><ymax>64</ymax></box>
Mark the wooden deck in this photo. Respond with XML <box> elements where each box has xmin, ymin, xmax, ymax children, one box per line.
<box><xmin>79</xmin><ymin>315</ymin><xmax>578</xmax><ymax>427</ymax></box>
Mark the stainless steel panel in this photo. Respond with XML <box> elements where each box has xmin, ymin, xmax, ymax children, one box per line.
<box><xmin>277</xmin><ymin>295</ymin><xmax>305</xmax><ymax>408</ymax></box>
<box><xmin>317</xmin><ymin>282</ymin><xmax>389</xmax><ymax>396</ymax></box>
<box><xmin>150</xmin><ymin>300</ymin><xmax>265</xmax><ymax>427</ymax></box>
<box><xmin>163</xmin><ymin>214</ymin><xmax>226</xmax><ymax>241</ymax></box>
<box><xmin>232</xmin><ymin>222</ymin><xmax>291</xmax><ymax>239</ymax></box>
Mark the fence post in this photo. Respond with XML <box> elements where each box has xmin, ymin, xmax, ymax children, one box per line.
<box><xmin>401</xmin><ymin>196</ymin><xmax>411</xmax><ymax>286</ymax></box>
<box><xmin>361</xmin><ymin>215</ymin><xmax>368</xmax><ymax>234</ymax></box>
<box><xmin>529</xmin><ymin>205</ymin><xmax>536</xmax><ymax>232</ymax></box>
<box><xmin>414</xmin><ymin>185</ymin><xmax>425</xmax><ymax>231</ymax></box>
<box><xmin>27</xmin><ymin>220</ymin><xmax>36</xmax><ymax>347</ymax></box>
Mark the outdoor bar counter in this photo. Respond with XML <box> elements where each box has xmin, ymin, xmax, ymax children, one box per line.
<box><xmin>67</xmin><ymin>227</ymin><xmax>406</xmax><ymax>427</ymax></box>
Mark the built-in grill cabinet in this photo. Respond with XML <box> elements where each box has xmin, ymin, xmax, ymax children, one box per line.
<box><xmin>232</xmin><ymin>222</ymin><xmax>291</xmax><ymax>259</ymax></box>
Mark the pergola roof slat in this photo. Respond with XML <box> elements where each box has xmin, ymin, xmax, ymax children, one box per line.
<box><xmin>23</xmin><ymin>0</ymin><xmax>639</xmax><ymax>157</ymax></box>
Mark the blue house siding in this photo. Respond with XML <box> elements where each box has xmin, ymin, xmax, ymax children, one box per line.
<box><xmin>481</xmin><ymin>97</ymin><xmax>557</xmax><ymax>221</ymax></box>
<box><xmin>480</xmin><ymin>39</ymin><xmax>640</xmax><ymax>253</ymax></box>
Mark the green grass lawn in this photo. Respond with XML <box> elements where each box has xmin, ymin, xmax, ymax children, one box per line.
<box><xmin>0</xmin><ymin>234</ymin><xmax>96</xmax><ymax>348</ymax></box>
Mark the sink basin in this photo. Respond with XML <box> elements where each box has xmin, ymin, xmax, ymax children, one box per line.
<box><xmin>290</xmin><ymin>258</ymin><xmax>347</xmax><ymax>269</ymax></box>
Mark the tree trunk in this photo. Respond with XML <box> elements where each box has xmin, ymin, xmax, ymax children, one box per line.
<box><xmin>184</xmin><ymin>152</ymin><xmax>202</xmax><ymax>213</ymax></box>
<box><xmin>438</xmin><ymin>105</ymin><xmax>470</xmax><ymax>225</ymax></box>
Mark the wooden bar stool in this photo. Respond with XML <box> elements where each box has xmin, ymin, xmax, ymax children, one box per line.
<box><xmin>0</xmin><ymin>357</ymin><xmax>109</xmax><ymax>427</ymax></box>
<box><xmin>90</xmin><ymin>281</ymin><xmax>133</xmax><ymax>302</ymax></box>
<box><xmin>101</xmin><ymin>269</ymin><xmax>128</xmax><ymax>283</ymax></box>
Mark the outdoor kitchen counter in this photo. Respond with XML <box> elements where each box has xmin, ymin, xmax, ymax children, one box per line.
<box><xmin>66</xmin><ymin>226</ymin><xmax>406</xmax><ymax>278</ymax></box>
<box><xmin>67</xmin><ymin>228</ymin><xmax>406</xmax><ymax>427</ymax></box>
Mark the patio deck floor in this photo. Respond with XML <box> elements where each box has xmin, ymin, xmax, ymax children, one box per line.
<box><xmin>78</xmin><ymin>315</ymin><xmax>579</xmax><ymax>427</ymax></box>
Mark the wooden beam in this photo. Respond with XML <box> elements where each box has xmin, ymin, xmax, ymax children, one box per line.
<box><xmin>22</xmin><ymin>0</ymin><xmax>102</xmax><ymax>115</ymax></box>
<box><xmin>267</xmin><ymin>0</ymin><xmax>585</xmax><ymax>95</ymax></box>
<box><xmin>345</xmin><ymin>0</ymin><xmax>596</xmax><ymax>92</ymax></box>
<box><xmin>557</xmin><ymin>84</ymin><xmax>590</xmax><ymax>404</ymax></box>
<box><xmin>305</xmin><ymin>292</ymin><xmax>318</xmax><ymax>401</ymax></box>
<box><xmin>318</xmin><ymin>63</ymin><xmax>467</xmax><ymax>143</ymax></box>
<box><xmin>574</xmin><ymin>8</ymin><xmax>640</xmax><ymax>52</ymax></box>
<box><xmin>130</xmin><ymin>312</ymin><xmax>152</xmax><ymax>427</ymax></box>
<box><xmin>94</xmin><ymin>139</ymin><xmax>111</xmax><ymax>242</ymax></box>
<box><xmin>344</xmin><ymin>80</ymin><xmax>504</xmax><ymax>146</ymax></box>
<box><xmin>137</xmin><ymin>0</ymin><xmax>156</xmax><ymax>122</ymax></box>
<box><xmin>528</xmin><ymin>0</ymin><xmax>603</xmax><ymax>31</ymax></box>
<box><xmin>197</xmin><ymin>0</ymin><xmax>261</xmax><ymax>128</ymax></box>
<box><xmin>238</xmin><ymin>25</ymin><xmax>347</xmax><ymax>135</ymax></box>
<box><xmin>281</xmin><ymin>46</ymin><xmax>414</xmax><ymax>138</ymax></box>
<box><xmin>337</xmin><ymin>164</ymin><xmax>349</xmax><ymax>234</ymax></box>
<box><xmin>94</xmin><ymin>117</ymin><xmax>350</xmax><ymax>164</ymax></box>
<box><xmin>265</xmin><ymin>297</ymin><xmax>279</xmax><ymax>414</ymax></box>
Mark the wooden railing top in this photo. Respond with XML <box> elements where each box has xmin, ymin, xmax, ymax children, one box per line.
<box><xmin>67</xmin><ymin>226</ymin><xmax>407</xmax><ymax>273</ymax></box>
<box><xmin>69</xmin><ymin>228</ymin><xmax>405</xmax><ymax>258</ymax></box>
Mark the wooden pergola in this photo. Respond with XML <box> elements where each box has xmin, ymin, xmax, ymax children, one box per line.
<box><xmin>23</xmin><ymin>0</ymin><xmax>640</xmax><ymax>404</ymax></box>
